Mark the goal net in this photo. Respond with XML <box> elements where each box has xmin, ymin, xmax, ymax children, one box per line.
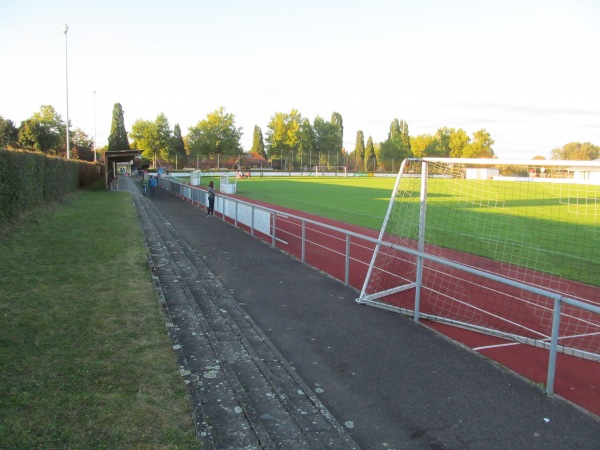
<box><xmin>357</xmin><ymin>158</ymin><xmax>600</xmax><ymax>360</ymax></box>
<box><xmin>314</xmin><ymin>165</ymin><xmax>347</xmax><ymax>176</ymax></box>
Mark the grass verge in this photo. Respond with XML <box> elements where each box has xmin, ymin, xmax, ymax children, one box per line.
<box><xmin>0</xmin><ymin>182</ymin><xmax>199</xmax><ymax>449</ymax></box>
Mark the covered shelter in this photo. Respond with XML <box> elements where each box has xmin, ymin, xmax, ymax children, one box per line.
<box><xmin>103</xmin><ymin>150</ymin><xmax>142</xmax><ymax>190</ymax></box>
<box><xmin>568</xmin><ymin>159</ymin><xmax>600</xmax><ymax>182</ymax></box>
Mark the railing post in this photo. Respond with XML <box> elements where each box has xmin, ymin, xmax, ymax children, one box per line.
<box><xmin>345</xmin><ymin>234</ymin><xmax>350</xmax><ymax>286</ymax></box>
<box><xmin>271</xmin><ymin>213</ymin><xmax>276</xmax><ymax>247</ymax></box>
<box><xmin>235</xmin><ymin>200</ymin><xmax>238</xmax><ymax>227</ymax></box>
<box><xmin>546</xmin><ymin>297</ymin><xmax>563</xmax><ymax>395</ymax></box>
<box><xmin>301</xmin><ymin>220</ymin><xmax>306</xmax><ymax>262</ymax></box>
<box><xmin>251</xmin><ymin>205</ymin><xmax>255</xmax><ymax>236</ymax></box>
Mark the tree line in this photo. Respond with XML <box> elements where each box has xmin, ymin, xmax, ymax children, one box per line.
<box><xmin>2</xmin><ymin>104</ymin><xmax>598</xmax><ymax>169</ymax></box>
<box><xmin>0</xmin><ymin>105</ymin><xmax>95</xmax><ymax>160</ymax></box>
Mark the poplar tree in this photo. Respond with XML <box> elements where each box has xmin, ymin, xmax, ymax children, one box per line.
<box><xmin>107</xmin><ymin>103</ymin><xmax>130</xmax><ymax>151</ymax></box>
<box><xmin>380</xmin><ymin>118</ymin><xmax>411</xmax><ymax>170</ymax></box>
<box><xmin>354</xmin><ymin>130</ymin><xmax>365</xmax><ymax>172</ymax></box>
<box><xmin>365</xmin><ymin>135</ymin><xmax>376</xmax><ymax>171</ymax></box>
<box><xmin>331</xmin><ymin>111</ymin><xmax>343</xmax><ymax>146</ymax></box>
<box><xmin>251</xmin><ymin>125</ymin><xmax>266</xmax><ymax>159</ymax></box>
<box><xmin>172</xmin><ymin>124</ymin><xmax>186</xmax><ymax>157</ymax></box>
<box><xmin>399</xmin><ymin>120</ymin><xmax>411</xmax><ymax>153</ymax></box>
<box><xmin>298</xmin><ymin>119</ymin><xmax>315</xmax><ymax>168</ymax></box>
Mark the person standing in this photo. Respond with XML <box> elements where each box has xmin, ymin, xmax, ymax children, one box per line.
<box><xmin>140</xmin><ymin>177</ymin><xmax>148</xmax><ymax>196</ymax></box>
<box><xmin>149</xmin><ymin>175</ymin><xmax>157</xmax><ymax>197</ymax></box>
<box><xmin>207</xmin><ymin>181</ymin><xmax>216</xmax><ymax>216</ymax></box>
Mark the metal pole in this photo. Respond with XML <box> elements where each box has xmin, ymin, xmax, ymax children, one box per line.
<box><xmin>93</xmin><ymin>90</ymin><xmax>96</xmax><ymax>162</ymax></box>
<box><xmin>345</xmin><ymin>234</ymin><xmax>350</xmax><ymax>286</ymax></box>
<box><xmin>414</xmin><ymin>161</ymin><xmax>428</xmax><ymax>323</ymax></box>
<box><xmin>301</xmin><ymin>221</ymin><xmax>306</xmax><ymax>262</ymax></box>
<box><xmin>546</xmin><ymin>297</ymin><xmax>563</xmax><ymax>395</ymax></box>
<box><xmin>63</xmin><ymin>24</ymin><xmax>70</xmax><ymax>159</ymax></box>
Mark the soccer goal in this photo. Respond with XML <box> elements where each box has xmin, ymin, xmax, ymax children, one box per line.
<box><xmin>357</xmin><ymin>157</ymin><xmax>600</xmax><ymax>360</ymax></box>
<box><xmin>314</xmin><ymin>165</ymin><xmax>347</xmax><ymax>177</ymax></box>
<box><xmin>220</xmin><ymin>172</ymin><xmax>237</xmax><ymax>194</ymax></box>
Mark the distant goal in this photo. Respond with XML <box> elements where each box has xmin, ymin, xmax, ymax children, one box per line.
<box><xmin>314</xmin><ymin>165</ymin><xmax>347</xmax><ymax>177</ymax></box>
<box><xmin>357</xmin><ymin>158</ymin><xmax>600</xmax><ymax>361</ymax></box>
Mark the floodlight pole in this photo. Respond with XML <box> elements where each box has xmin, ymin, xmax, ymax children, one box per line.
<box><xmin>63</xmin><ymin>24</ymin><xmax>70</xmax><ymax>159</ymax></box>
<box><xmin>93</xmin><ymin>90</ymin><xmax>97</xmax><ymax>162</ymax></box>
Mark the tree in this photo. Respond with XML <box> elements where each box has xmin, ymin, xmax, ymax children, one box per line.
<box><xmin>130</xmin><ymin>113</ymin><xmax>172</xmax><ymax>167</ymax></box>
<box><xmin>312</xmin><ymin>116</ymin><xmax>341</xmax><ymax>167</ymax></box>
<box><xmin>298</xmin><ymin>119</ymin><xmax>315</xmax><ymax>168</ymax></box>
<box><xmin>399</xmin><ymin>120</ymin><xmax>411</xmax><ymax>155</ymax></box>
<box><xmin>410</xmin><ymin>127</ymin><xmax>487</xmax><ymax>158</ymax></box>
<box><xmin>265</xmin><ymin>110</ymin><xmax>302</xmax><ymax>169</ymax></box>
<box><xmin>462</xmin><ymin>129</ymin><xmax>495</xmax><ymax>158</ymax></box>
<box><xmin>70</xmin><ymin>127</ymin><xmax>93</xmax><ymax>149</ymax></box>
<box><xmin>449</xmin><ymin>128</ymin><xmax>469</xmax><ymax>157</ymax></box>
<box><xmin>171</xmin><ymin>124</ymin><xmax>186</xmax><ymax>158</ymax></box>
<box><xmin>365</xmin><ymin>135</ymin><xmax>376</xmax><ymax>171</ymax></box>
<box><xmin>379</xmin><ymin>118</ymin><xmax>412</xmax><ymax>170</ymax></box>
<box><xmin>0</xmin><ymin>116</ymin><xmax>19</xmax><ymax>149</ymax></box>
<box><xmin>130</xmin><ymin>119</ymin><xmax>158</xmax><ymax>165</ymax></box>
<box><xmin>331</xmin><ymin>112</ymin><xmax>343</xmax><ymax>146</ymax></box>
<box><xmin>353</xmin><ymin>130</ymin><xmax>365</xmax><ymax>172</ymax></box>
<box><xmin>551</xmin><ymin>142</ymin><xmax>600</xmax><ymax>160</ymax></box>
<box><xmin>251</xmin><ymin>125</ymin><xmax>266</xmax><ymax>159</ymax></box>
<box><xmin>68</xmin><ymin>128</ymin><xmax>94</xmax><ymax>161</ymax></box>
<box><xmin>410</xmin><ymin>134</ymin><xmax>436</xmax><ymax>158</ymax></box>
<box><xmin>107</xmin><ymin>103</ymin><xmax>130</xmax><ymax>151</ymax></box>
<box><xmin>188</xmin><ymin>107</ymin><xmax>243</xmax><ymax>169</ymax></box>
<box><xmin>154</xmin><ymin>113</ymin><xmax>172</xmax><ymax>162</ymax></box>
<box><xmin>432</xmin><ymin>127</ymin><xmax>452</xmax><ymax>157</ymax></box>
<box><xmin>18</xmin><ymin>105</ymin><xmax>65</xmax><ymax>154</ymax></box>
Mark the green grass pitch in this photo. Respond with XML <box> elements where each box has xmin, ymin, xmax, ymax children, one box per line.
<box><xmin>225</xmin><ymin>176</ymin><xmax>599</xmax><ymax>286</ymax></box>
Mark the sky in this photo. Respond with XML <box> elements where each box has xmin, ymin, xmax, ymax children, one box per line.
<box><xmin>1</xmin><ymin>0</ymin><xmax>599</xmax><ymax>160</ymax></box>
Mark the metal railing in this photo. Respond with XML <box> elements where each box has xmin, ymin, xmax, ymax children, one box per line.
<box><xmin>158</xmin><ymin>176</ymin><xmax>600</xmax><ymax>395</ymax></box>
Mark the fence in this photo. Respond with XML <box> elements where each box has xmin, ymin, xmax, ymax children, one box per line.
<box><xmin>158</xmin><ymin>175</ymin><xmax>600</xmax><ymax>395</ymax></box>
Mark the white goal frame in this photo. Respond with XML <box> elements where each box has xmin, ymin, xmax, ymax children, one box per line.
<box><xmin>357</xmin><ymin>157</ymin><xmax>600</xmax><ymax>362</ymax></box>
<box><xmin>314</xmin><ymin>165</ymin><xmax>347</xmax><ymax>177</ymax></box>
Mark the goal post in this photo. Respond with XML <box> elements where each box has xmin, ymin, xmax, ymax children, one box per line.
<box><xmin>219</xmin><ymin>172</ymin><xmax>237</xmax><ymax>194</ymax></box>
<box><xmin>315</xmin><ymin>165</ymin><xmax>347</xmax><ymax>177</ymax></box>
<box><xmin>357</xmin><ymin>157</ymin><xmax>600</xmax><ymax>360</ymax></box>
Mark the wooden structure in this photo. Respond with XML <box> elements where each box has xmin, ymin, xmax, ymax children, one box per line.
<box><xmin>103</xmin><ymin>150</ymin><xmax>142</xmax><ymax>190</ymax></box>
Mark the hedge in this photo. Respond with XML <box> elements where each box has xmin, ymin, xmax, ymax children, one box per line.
<box><xmin>0</xmin><ymin>149</ymin><xmax>102</xmax><ymax>227</ymax></box>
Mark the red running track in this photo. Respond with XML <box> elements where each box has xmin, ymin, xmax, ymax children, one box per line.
<box><xmin>180</xmin><ymin>190</ymin><xmax>600</xmax><ymax>418</ymax></box>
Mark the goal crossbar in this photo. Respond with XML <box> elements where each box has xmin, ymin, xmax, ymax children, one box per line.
<box><xmin>314</xmin><ymin>165</ymin><xmax>347</xmax><ymax>176</ymax></box>
<box><xmin>422</xmin><ymin>157</ymin><xmax>600</xmax><ymax>167</ymax></box>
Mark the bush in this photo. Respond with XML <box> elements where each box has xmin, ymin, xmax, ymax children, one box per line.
<box><xmin>0</xmin><ymin>149</ymin><xmax>101</xmax><ymax>226</ymax></box>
